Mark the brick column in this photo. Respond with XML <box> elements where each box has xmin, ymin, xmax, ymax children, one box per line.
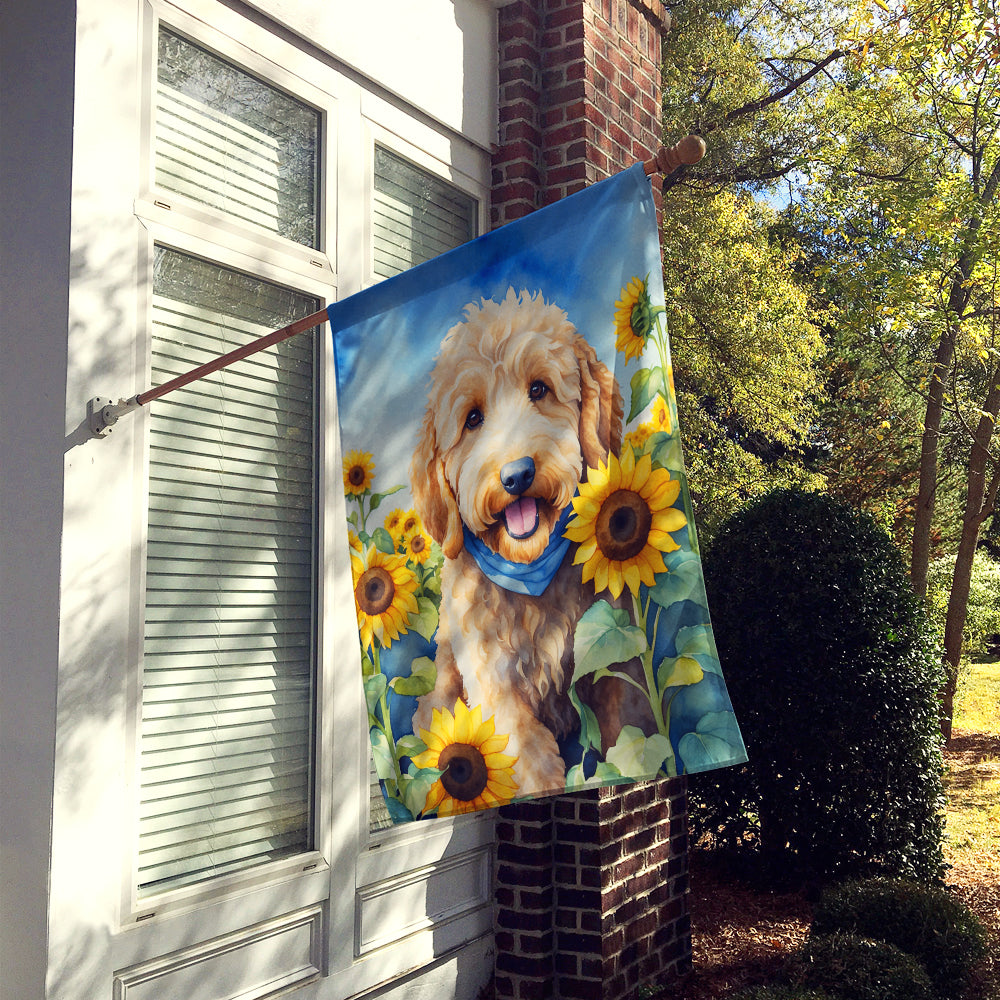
<box><xmin>493</xmin><ymin>0</ymin><xmax>668</xmax><ymax>227</ymax></box>
<box><xmin>491</xmin><ymin>4</ymin><xmax>691</xmax><ymax>999</ymax></box>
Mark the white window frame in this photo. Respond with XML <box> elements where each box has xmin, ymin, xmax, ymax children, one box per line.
<box><xmin>109</xmin><ymin>0</ymin><xmax>497</xmax><ymax>993</ymax></box>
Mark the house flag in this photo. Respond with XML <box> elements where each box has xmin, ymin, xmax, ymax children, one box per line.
<box><xmin>329</xmin><ymin>164</ymin><xmax>747</xmax><ymax>823</ymax></box>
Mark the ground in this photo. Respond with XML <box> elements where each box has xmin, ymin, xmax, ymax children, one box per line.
<box><xmin>672</xmin><ymin>728</ymin><xmax>1000</xmax><ymax>999</ymax></box>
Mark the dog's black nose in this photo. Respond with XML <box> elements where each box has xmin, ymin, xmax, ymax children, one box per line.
<box><xmin>501</xmin><ymin>457</ymin><xmax>535</xmax><ymax>495</ymax></box>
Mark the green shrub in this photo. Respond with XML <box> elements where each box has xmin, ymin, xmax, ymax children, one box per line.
<box><xmin>791</xmin><ymin>933</ymin><xmax>934</xmax><ymax>1000</ymax></box>
<box><xmin>732</xmin><ymin>987</ymin><xmax>837</xmax><ymax>1000</ymax></box>
<box><xmin>693</xmin><ymin>489</ymin><xmax>947</xmax><ymax>882</ymax></box>
<box><xmin>811</xmin><ymin>878</ymin><xmax>988</xmax><ymax>999</ymax></box>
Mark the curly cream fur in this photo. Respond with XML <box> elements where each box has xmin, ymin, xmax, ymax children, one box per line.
<box><xmin>410</xmin><ymin>289</ymin><xmax>625</xmax><ymax>798</ymax></box>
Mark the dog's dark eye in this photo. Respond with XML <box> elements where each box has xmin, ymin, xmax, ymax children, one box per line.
<box><xmin>465</xmin><ymin>407</ymin><xmax>484</xmax><ymax>430</ymax></box>
<box><xmin>529</xmin><ymin>380</ymin><xmax>549</xmax><ymax>401</ymax></box>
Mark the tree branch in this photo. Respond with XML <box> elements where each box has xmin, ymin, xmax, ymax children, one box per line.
<box><xmin>704</xmin><ymin>49</ymin><xmax>848</xmax><ymax>133</ymax></box>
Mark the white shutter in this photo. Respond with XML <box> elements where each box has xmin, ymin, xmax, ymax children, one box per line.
<box><xmin>372</xmin><ymin>145</ymin><xmax>477</xmax><ymax>280</ymax></box>
<box><xmin>138</xmin><ymin>248</ymin><xmax>319</xmax><ymax>895</ymax></box>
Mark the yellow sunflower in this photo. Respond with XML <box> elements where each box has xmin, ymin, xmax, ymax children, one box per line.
<box><xmin>399</xmin><ymin>509</ymin><xmax>422</xmax><ymax>539</ymax></box>
<box><xmin>383</xmin><ymin>507</ymin><xmax>406</xmax><ymax>539</ymax></box>
<box><xmin>404</xmin><ymin>528</ymin><xmax>434</xmax><ymax>565</ymax></box>
<box><xmin>351</xmin><ymin>545</ymin><xmax>419</xmax><ymax>651</ymax></box>
<box><xmin>614</xmin><ymin>276</ymin><xmax>655</xmax><ymax>363</ymax></box>
<box><xmin>623</xmin><ymin>422</ymin><xmax>654</xmax><ymax>453</ymax></box>
<box><xmin>565</xmin><ymin>447</ymin><xmax>687</xmax><ymax>599</ymax></box>
<box><xmin>651</xmin><ymin>394</ymin><xmax>673</xmax><ymax>436</ymax></box>
<box><xmin>348</xmin><ymin>530</ymin><xmax>363</xmax><ymax>553</ymax></box>
<box><xmin>343</xmin><ymin>449</ymin><xmax>375</xmax><ymax>496</ymax></box>
<box><xmin>412</xmin><ymin>700</ymin><xmax>519</xmax><ymax>816</ymax></box>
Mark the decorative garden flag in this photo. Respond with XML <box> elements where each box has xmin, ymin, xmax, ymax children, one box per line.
<box><xmin>329</xmin><ymin>164</ymin><xmax>747</xmax><ymax>823</ymax></box>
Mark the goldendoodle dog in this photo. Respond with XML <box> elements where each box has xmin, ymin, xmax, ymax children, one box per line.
<box><xmin>410</xmin><ymin>288</ymin><xmax>628</xmax><ymax>799</ymax></box>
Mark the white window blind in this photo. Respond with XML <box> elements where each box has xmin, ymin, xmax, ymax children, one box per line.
<box><xmin>156</xmin><ymin>27</ymin><xmax>320</xmax><ymax>248</ymax></box>
<box><xmin>372</xmin><ymin>145</ymin><xmax>477</xmax><ymax>280</ymax></box>
<box><xmin>138</xmin><ymin>248</ymin><xmax>319</xmax><ymax>896</ymax></box>
<box><xmin>367</xmin><ymin>149</ymin><xmax>478</xmax><ymax>831</ymax></box>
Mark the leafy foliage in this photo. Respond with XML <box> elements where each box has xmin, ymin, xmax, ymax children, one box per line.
<box><xmin>811</xmin><ymin>878</ymin><xmax>988</xmax><ymax>999</ymax></box>
<box><xmin>927</xmin><ymin>550</ymin><xmax>1000</xmax><ymax>658</ymax></box>
<box><xmin>791</xmin><ymin>933</ymin><xmax>934</xmax><ymax>1000</ymax></box>
<box><xmin>693</xmin><ymin>489</ymin><xmax>947</xmax><ymax>882</ymax></box>
<box><xmin>663</xmin><ymin>186</ymin><xmax>826</xmax><ymax>538</ymax></box>
<box><xmin>733</xmin><ymin>988</ymin><xmax>835</xmax><ymax>1000</ymax></box>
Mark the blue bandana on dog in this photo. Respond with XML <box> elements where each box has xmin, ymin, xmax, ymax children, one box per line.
<box><xmin>462</xmin><ymin>501</ymin><xmax>575</xmax><ymax>597</ymax></box>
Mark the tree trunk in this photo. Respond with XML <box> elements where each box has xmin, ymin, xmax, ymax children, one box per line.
<box><xmin>941</xmin><ymin>378</ymin><xmax>1000</xmax><ymax>741</ymax></box>
<box><xmin>910</xmin><ymin>330</ymin><xmax>955</xmax><ymax>597</ymax></box>
<box><xmin>910</xmin><ymin>160</ymin><xmax>1000</xmax><ymax>596</ymax></box>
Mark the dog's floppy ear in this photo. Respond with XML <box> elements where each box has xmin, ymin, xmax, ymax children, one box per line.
<box><xmin>410</xmin><ymin>410</ymin><xmax>465</xmax><ymax>559</ymax></box>
<box><xmin>574</xmin><ymin>335</ymin><xmax>623</xmax><ymax>471</ymax></box>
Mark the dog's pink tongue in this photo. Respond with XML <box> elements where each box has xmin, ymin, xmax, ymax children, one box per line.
<box><xmin>503</xmin><ymin>496</ymin><xmax>538</xmax><ymax>538</ymax></box>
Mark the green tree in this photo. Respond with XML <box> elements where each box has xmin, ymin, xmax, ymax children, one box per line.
<box><xmin>661</xmin><ymin>188</ymin><xmax>825</xmax><ymax>536</ymax></box>
<box><xmin>658</xmin><ymin>2</ymin><xmax>846</xmax><ymax>535</ymax></box>
<box><xmin>805</xmin><ymin>0</ymin><xmax>1000</xmax><ymax>736</ymax></box>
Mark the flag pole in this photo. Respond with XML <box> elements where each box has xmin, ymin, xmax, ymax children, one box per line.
<box><xmin>88</xmin><ymin>135</ymin><xmax>705</xmax><ymax>438</ymax></box>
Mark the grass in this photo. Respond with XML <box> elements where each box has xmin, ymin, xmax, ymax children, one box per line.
<box><xmin>956</xmin><ymin>658</ymin><xmax>1000</xmax><ymax>733</ymax></box>
<box><xmin>945</xmin><ymin>660</ymin><xmax>1000</xmax><ymax>868</ymax></box>
<box><xmin>943</xmin><ymin>659</ymin><xmax>1000</xmax><ymax>1000</ymax></box>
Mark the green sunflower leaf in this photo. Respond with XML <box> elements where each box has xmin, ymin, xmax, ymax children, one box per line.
<box><xmin>407</xmin><ymin>595</ymin><xmax>439</xmax><ymax>641</ymax></box>
<box><xmin>568</xmin><ymin>682</ymin><xmax>604</xmax><ymax>753</ymax></box>
<box><xmin>573</xmin><ymin>600</ymin><xmax>648</xmax><ymax>681</ymax></box>
<box><xmin>677</xmin><ymin>711</ymin><xmax>745</xmax><ymax>772</ymax></box>
<box><xmin>389</xmin><ymin>655</ymin><xmax>437</xmax><ymax>697</ymax></box>
<box><xmin>369</xmin><ymin>726</ymin><xmax>395</xmax><ymax>779</ymax></box>
<box><xmin>364</xmin><ymin>673</ymin><xmax>387</xmax><ymax>716</ymax></box>
<box><xmin>627</xmin><ymin>366</ymin><xmax>667</xmax><ymax>424</ymax></box>
<box><xmin>395</xmin><ymin>734</ymin><xmax>428</xmax><ymax>758</ymax></box>
<box><xmin>645</xmin><ymin>429</ymin><xmax>684</xmax><ymax>474</ymax></box>
<box><xmin>656</xmin><ymin>654</ymin><xmax>704</xmax><ymax>691</ymax></box>
<box><xmin>360</xmin><ymin>648</ymin><xmax>376</xmax><ymax>678</ymax></box>
<box><xmin>371</xmin><ymin>526</ymin><xmax>396</xmax><ymax>554</ymax></box>
<box><xmin>401</xmin><ymin>766</ymin><xmax>442</xmax><ymax>818</ymax></box>
<box><xmin>605</xmin><ymin>726</ymin><xmax>673</xmax><ymax>778</ymax></box>
<box><xmin>368</xmin><ymin>485</ymin><xmax>403</xmax><ymax>513</ymax></box>
<box><xmin>647</xmin><ymin>550</ymin><xmax>705</xmax><ymax>609</ymax></box>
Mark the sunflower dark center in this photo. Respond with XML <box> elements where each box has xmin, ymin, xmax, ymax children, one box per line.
<box><xmin>410</xmin><ymin>534</ymin><xmax>427</xmax><ymax>554</ymax></box>
<box><xmin>347</xmin><ymin>464</ymin><xmax>367</xmax><ymax>488</ymax></box>
<box><xmin>630</xmin><ymin>297</ymin><xmax>652</xmax><ymax>338</ymax></box>
<box><xmin>439</xmin><ymin>743</ymin><xmax>489</xmax><ymax>801</ymax></box>
<box><xmin>596</xmin><ymin>488</ymin><xmax>652</xmax><ymax>562</ymax></box>
<box><xmin>356</xmin><ymin>566</ymin><xmax>395</xmax><ymax>615</ymax></box>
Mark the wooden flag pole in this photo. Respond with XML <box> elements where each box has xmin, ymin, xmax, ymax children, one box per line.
<box><xmin>88</xmin><ymin>136</ymin><xmax>705</xmax><ymax>437</ymax></box>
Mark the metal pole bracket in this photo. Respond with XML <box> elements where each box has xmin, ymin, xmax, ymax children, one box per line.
<box><xmin>88</xmin><ymin>396</ymin><xmax>140</xmax><ymax>438</ymax></box>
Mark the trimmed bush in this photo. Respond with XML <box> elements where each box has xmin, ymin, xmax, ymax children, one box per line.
<box><xmin>811</xmin><ymin>878</ymin><xmax>988</xmax><ymax>999</ymax></box>
<box><xmin>733</xmin><ymin>987</ymin><xmax>836</xmax><ymax>1000</ymax></box>
<box><xmin>694</xmin><ymin>489</ymin><xmax>947</xmax><ymax>882</ymax></box>
<box><xmin>792</xmin><ymin>933</ymin><xmax>934</xmax><ymax>1000</ymax></box>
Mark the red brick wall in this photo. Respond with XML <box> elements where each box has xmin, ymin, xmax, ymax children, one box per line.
<box><xmin>490</xmin><ymin>4</ymin><xmax>691</xmax><ymax>998</ymax></box>
<box><xmin>492</xmin><ymin>0</ymin><xmax>668</xmax><ymax>227</ymax></box>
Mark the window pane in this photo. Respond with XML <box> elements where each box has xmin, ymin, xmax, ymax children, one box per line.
<box><xmin>139</xmin><ymin>247</ymin><xmax>318</xmax><ymax>895</ymax></box>
<box><xmin>372</xmin><ymin>146</ymin><xmax>477</xmax><ymax>279</ymax></box>
<box><xmin>156</xmin><ymin>28</ymin><xmax>320</xmax><ymax>248</ymax></box>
